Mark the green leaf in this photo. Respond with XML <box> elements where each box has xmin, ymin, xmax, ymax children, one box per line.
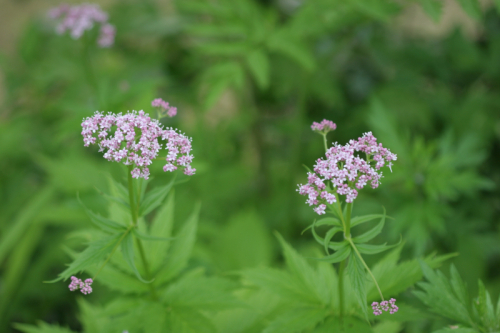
<box><xmin>94</xmin><ymin>185</ymin><xmax>130</xmax><ymax>209</ymax></box>
<box><xmin>314</xmin><ymin>242</ymin><xmax>351</xmax><ymax>263</ymax></box>
<box><xmin>456</xmin><ymin>0</ymin><xmax>482</xmax><ymax>20</ymax></box>
<box><xmin>347</xmin><ymin>252</ymin><xmax>369</xmax><ymax>321</ymax></box>
<box><xmin>432</xmin><ymin>328</ymin><xmax>479</xmax><ymax>333</ymax></box>
<box><xmin>49</xmin><ymin>233</ymin><xmax>123</xmax><ymax>282</ymax></box>
<box><xmin>316</xmin><ymin>217</ymin><xmax>342</xmax><ymax>228</ymax></box>
<box><xmin>356</xmin><ymin>241</ymin><xmax>399</xmax><ymax>255</ymax></box>
<box><xmin>77</xmin><ymin>194</ymin><xmax>127</xmax><ymax>233</ymax></box>
<box><xmin>263</xmin><ymin>307</ymin><xmax>330</xmax><ymax>333</ymax></box>
<box><xmin>147</xmin><ymin>191</ymin><xmax>175</xmax><ymax>272</ymax></box>
<box><xmin>449</xmin><ymin>264</ymin><xmax>470</xmax><ymax>311</ymax></box>
<box><xmin>420</xmin><ymin>0</ymin><xmax>443</xmax><ymax>22</ymax></box>
<box><xmin>132</xmin><ymin>228</ymin><xmax>173</xmax><ymax>242</ymax></box>
<box><xmin>245</xmin><ymin>49</ymin><xmax>270</xmax><ymax>89</ymax></box>
<box><xmin>266</xmin><ymin>29</ymin><xmax>315</xmax><ymax>71</ymax></box>
<box><xmin>351</xmin><ymin>214</ymin><xmax>389</xmax><ymax>228</ymax></box>
<box><xmin>323</xmin><ymin>226</ymin><xmax>343</xmax><ymax>254</ymax></box>
<box><xmin>139</xmin><ymin>175</ymin><xmax>176</xmax><ymax>216</ymax></box>
<box><xmin>475</xmin><ymin>280</ymin><xmax>496</xmax><ymax>330</ymax></box>
<box><xmin>352</xmin><ymin>208</ymin><xmax>386</xmax><ymax>243</ymax></box>
<box><xmin>121</xmin><ymin>232</ymin><xmax>153</xmax><ymax>283</ymax></box>
<box><xmin>310</xmin><ymin>219</ymin><xmax>345</xmax><ymax>251</ymax></box>
<box><xmin>163</xmin><ymin>275</ymin><xmax>240</xmax><ymax>311</ymax></box>
<box><xmin>494</xmin><ymin>0</ymin><xmax>500</xmax><ymax>14</ymax></box>
<box><xmin>13</xmin><ymin>322</ymin><xmax>76</xmax><ymax>333</ymax></box>
<box><xmin>169</xmin><ymin>307</ymin><xmax>217</xmax><ymax>333</ymax></box>
<box><xmin>155</xmin><ymin>203</ymin><xmax>200</xmax><ymax>283</ymax></box>
<box><xmin>85</xmin><ymin>263</ymin><xmax>149</xmax><ymax>294</ymax></box>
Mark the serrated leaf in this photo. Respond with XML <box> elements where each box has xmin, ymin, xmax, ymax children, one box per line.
<box><xmin>169</xmin><ymin>307</ymin><xmax>217</xmax><ymax>333</ymax></box>
<box><xmin>314</xmin><ymin>242</ymin><xmax>351</xmax><ymax>263</ymax></box>
<box><xmin>351</xmin><ymin>214</ymin><xmax>388</xmax><ymax>228</ymax></box>
<box><xmin>13</xmin><ymin>322</ymin><xmax>76</xmax><ymax>333</ymax></box>
<box><xmin>352</xmin><ymin>208</ymin><xmax>386</xmax><ymax>243</ymax></box>
<box><xmin>138</xmin><ymin>175</ymin><xmax>176</xmax><ymax>216</ymax></box>
<box><xmin>456</xmin><ymin>0</ymin><xmax>482</xmax><ymax>20</ymax></box>
<box><xmin>420</xmin><ymin>0</ymin><xmax>443</xmax><ymax>22</ymax></box>
<box><xmin>121</xmin><ymin>232</ymin><xmax>153</xmax><ymax>283</ymax></box>
<box><xmin>49</xmin><ymin>233</ymin><xmax>124</xmax><ymax>282</ymax></box>
<box><xmin>449</xmin><ymin>264</ymin><xmax>470</xmax><ymax>310</ymax></box>
<box><xmin>155</xmin><ymin>203</ymin><xmax>200</xmax><ymax>283</ymax></box>
<box><xmin>476</xmin><ymin>280</ymin><xmax>496</xmax><ymax>330</ymax></box>
<box><xmin>77</xmin><ymin>194</ymin><xmax>127</xmax><ymax>233</ymax></box>
<box><xmin>147</xmin><ymin>191</ymin><xmax>175</xmax><ymax>272</ymax></box>
<box><xmin>356</xmin><ymin>241</ymin><xmax>399</xmax><ymax>255</ymax></box>
<box><xmin>94</xmin><ymin>185</ymin><xmax>130</xmax><ymax>209</ymax></box>
<box><xmin>263</xmin><ymin>307</ymin><xmax>330</xmax><ymax>333</ymax></box>
<box><xmin>246</xmin><ymin>48</ymin><xmax>270</xmax><ymax>89</ymax></box>
<box><xmin>163</xmin><ymin>275</ymin><xmax>240</xmax><ymax>311</ymax></box>
<box><xmin>347</xmin><ymin>252</ymin><xmax>369</xmax><ymax>321</ymax></box>
<box><xmin>85</xmin><ymin>263</ymin><xmax>149</xmax><ymax>294</ymax></box>
<box><xmin>310</xmin><ymin>219</ymin><xmax>345</xmax><ymax>251</ymax></box>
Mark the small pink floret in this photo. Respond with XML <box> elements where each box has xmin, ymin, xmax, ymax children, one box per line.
<box><xmin>371</xmin><ymin>298</ymin><xmax>398</xmax><ymax>316</ymax></box>
<box><xmin>68</xmin><ymin>276</ymin><xmax>93</xmax><ymax>295</ymax></box>
<box><xmin>311</xmin><ymin>119</ymin><xmax>336</xmax><ymax>133</ymax></box>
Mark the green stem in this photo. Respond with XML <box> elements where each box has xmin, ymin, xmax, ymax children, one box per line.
<box><xmin>322</xmin><ymin>133</ymin><xmax>328</xmax><ymax>153</ymax></box>
<box><xmin>348</xmin><ymin>238</ymin><xmax>384</xmax><ymax>301</ymax></box>
<box><xmin>345</xmin><ymin>203</ymin><xmax>352</xmax><ymax>238</ymax></box>
<box><xmin>136</xmin><ymin>237</ymin><xmax>158</xmax><ymax>300</ymax></box>
<box><xmin>127</xmin><ymin>165</ymin><xmax>158</xmax><ymax>300</ymax></box>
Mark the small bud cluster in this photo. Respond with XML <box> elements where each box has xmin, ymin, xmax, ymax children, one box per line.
<box><xmin>81</xmin><ymin>107</ymin><xmax>195</xmax><ymax>179</ymax></box>
<box><xmin>48</xmin><ymin>3</ymin><xmax>116</xmax><ymax>47</ymax></box>
<box><xmin>151</xmin><ymin>98</ymin><xmax>177</xmax><ymax>118</ymax></box>
<box><xmin>311</xmin><ymin>119</ymin><xmax>336</xmax><ymax>133</ymax></box>
<box><xmin>298</xmin><ymin>124</ymin><xmax>397</xmax><ymax>214</ymax></box>
<box><xmin>68</xmin><ymin>276</ymin><xmax>93</xmax><ymax>295</ymax></box>
<box><xmin>371</xmin><ymin>298</ymin><xmax>398</xmax><ymax>315</ymax></box>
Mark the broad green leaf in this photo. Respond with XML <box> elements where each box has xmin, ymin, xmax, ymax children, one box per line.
<box><xmin>241</xmin><ymin>267</ymin><xmax>321</xmax><ymax>305</ymax></box>
<box><xmin>50</xmin><ymin>233</ymin><xmax>123</xmax><ymax>282</ymax></box>
<box><xmin>316</xmin><ymin>217</ymin><xmax>342</xmax><ymax>228</ymax></box>
<box><xmin>314</xmin><ymin>316</ymin><xmax>372</xmax><ymax>332</ymax></box>
<box><xmin>323</xmin><ymin>226</ymin><xmax>343</xmax><ymax>254</ymax></box>
<box><xmin>310</xmin><ymin>219</ymin><xmax>345</xmax><ymax>251</ymax></box>
<box><xmin>263</xmin><ymin>307</ymin><xmax>330</xmax><ymax>333</ymax></box>
<box><xmin>475</xmin><ymin>280</ymin><xmax>496</xmax><ymax>330</ymax></box>
<box><xmin>456</xmin><ymin>0</ymin><xmax>482</xmax><ymax>20</ymax></box>
<box><xmin>169</xmin><ymin>307</ymin><xmax>217</xmax><ymax>333</ymax></box>
<box><xmin>314</xmin><ymin>243</ymin><xmax>351</xmax><ymax>263</ymax></box>
<box><xmin>155</xmin><ymin>203</ymin><xmax>200</xmax><ymax>283</ymax></box>
<box><xmin>85</xmin><ymin>263</ymin><xmax>149</xmax><ymax>294</ymax></box>
<box><xmin>163</xmin><ymin>275</ymin><xmax>240</xmax><ymax>311</ymax></box>
<box><xmin>449</xmin><ymin>264</ymin><xmax>470</xmax><ymax>311</ymax></box>
<box><xmin>352</xmin><ymin>208</ymin><xmax>386</xmax><ymax>243</ymax></box>
<box><xmin>147</xmin><ymin>191</ymin><xmax>175</xmax><ymax>272</ymax></box>
<box><xmin>138</xmin><ymin>175</ymin><xmax>176</xmax><ymax>216</ymax></box>
<box><xmin>276</xmin><ymin>233</ymin><xmax>328</xmax><ymax>303</ymax></box>
<box><xmin>246</xmin><ymin>49</ymin><xmax>270</xmax><ymax>89</ymax></box>
<box><xmin>420</xmin><ymin>0</ymin><xmax>443</xmax><ymax>22</ymax></box>
<box><xmin>373</xmin><ymin>320</ymin><xmax>403</xmax><ymax>333</ymax></box>
<box><xmin>350</xmin><ymin>214</ymin><xmax>388</xmax><ymax>228</ymax></box>
<box><xmin>348</xmin><ymin>252</ymin><xmax>369</xmax><ymax>321</ymax></box>
<box><xmin>13</xmin><ymin>322</ymin><xmax>76</xmax><ymax>333</ymax></box>
<box><xmin>121</xmin><ymin>232</ymin><xmax>153</xmax><ymax>283</ymax></box>
<box><xmin>78</xmin><ymin>194</ymin><xmax>127</xmax><ymax>233</ymax></box>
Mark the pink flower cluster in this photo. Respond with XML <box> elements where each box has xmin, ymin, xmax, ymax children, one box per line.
<box><xmin>372</xmin><ymin>298</ymin><xmax>398</xmax><ymax>315</ymax></box>
<box><xmin>152</xmin><ymin>98</ymin><xmax>177</xmax><ymax>118</ymax></box>
<box><xmin>68</xmin><ymin>276</ymin><xmax>93</xmax><ymax>295</ymax></box>
<box><xmin>48</xmin><ymin>3</ymin><xmax>116</xmax><ymax>48</ymax></box>
<box><xmin>81</xmin><ymin>109</ymin><xmax>195</xmax><ymax>179</ymax></box>
<box><xmin>297</xmin><ymin>130</ymin><xmax>396</xmax><ymax>214</ymax></box>
<box><xmin>311</xmin><ymin>119</ymin><xmax>336</xmax><ymax>133</ymax></box>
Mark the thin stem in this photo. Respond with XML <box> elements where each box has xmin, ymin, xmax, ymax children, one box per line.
<box><xmin>322</xmin><ymin>133</ymin><xmax>328</xmax><ymax>153</ymax></box>
<box><xmin>338</xmin><ymin>259</ymin><xmax>345</xmax><ymax>327</ymax></box>
<box><xmin>127</xmin><ymin>165</ymin><xmax>158</xmax><ymax>300</ymax></box>
<box><xmin>136</xmin><ymin>237</ymin><xmax>158</xmax><ymax>300</ymax></box>
<box><xmin>348</xmin><ymin>238</ymin><xmax>384</xmax><ymax>301</ymax></box>
<box><xmin>345</xmin><ymin>203</ymin><xmax>352</xmax><ymax>238</ymax></box>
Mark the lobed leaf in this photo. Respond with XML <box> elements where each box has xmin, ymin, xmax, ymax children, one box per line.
<box><xmin>313</xmin><ymin>242</ymin><xmax>351</xmax><ymax>263</ymax></box>
<box><xmin>121</xmin><ymin>232</ymin><xmax>153</xmax><ymax>283</ymax></box>
<box><xmin>262</xmin><ymin>307</ymin><xmax>330</xmax><ymax>333</ymax></box>
<box><xmin>77</xmin><ymin>194</ymin><xmax>127</xmax><ymax>233</ymax></box>
<box><xmin>138</xmin><ymin>175</ymin><xmax>176</xmax><ymax>217</ymax></box>
<box><xmin>347</xmin><ymin>252</ymin><xmax>369</xmax><ymax>321</ymax></box>
<box><xmin>352</xmin><ymin>208</ymin><xmax>386</xmax><ymax>244</ymax></box>
<box><xmin>350</xmin><ymin>214</ymin><xmax>389</xmax><ymax>228</ymax></box>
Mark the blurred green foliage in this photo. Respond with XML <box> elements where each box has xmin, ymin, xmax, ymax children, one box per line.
<box><xmin>1</xmin><ymin>0</ymin><xmax>500</xmax><ymax>332</ymax></box>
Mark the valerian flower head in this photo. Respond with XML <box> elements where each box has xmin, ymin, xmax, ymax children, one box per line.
<box><xmin>371</xmin><ymin>298</ymin><xmax>398</xmax><ymax>315</ymax></box>
<box><xmin>152</xmin><ymin>98</ymin><xmax>177</xmax><ymax>118</ymax></box>
<box><xmin>311</xmin><ymin>119</ymin><xmax>336</xmax><ymax>134</ymax></box>
<box><xmin>81</xmin><ymin>108</ymin><xmax>195</xmax><ymax>179</ymax></box>
<box><xmin>297</xmin><ymin>126</ymin><xmax>396</xmax><ymax>214</ymax></box>
<box><xmin>48</xmin><ymin>3</ymin><xmax>116</xmax><ymax>47</ymax></box>
<box><xmin>68</xmin><ymin>276</ymin><xmax>93</xmax><ymax>295</ymax></box>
